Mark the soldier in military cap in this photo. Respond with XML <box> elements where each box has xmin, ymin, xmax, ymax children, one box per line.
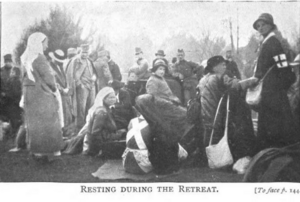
<box><xmin>173</xmin><ymin>49</ymin><xmax>201</xmax><ymax>106</ymax></box>
<box><xmin>129</xmin><ymin>47</ymin><xmax>150</xmax><ymax>80</ymax></box>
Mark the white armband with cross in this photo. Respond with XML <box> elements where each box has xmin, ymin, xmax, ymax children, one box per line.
<box><xmin>273</xmin><ymin>54</ymin><xmax>288</xmax><ymax>68</ymax></box>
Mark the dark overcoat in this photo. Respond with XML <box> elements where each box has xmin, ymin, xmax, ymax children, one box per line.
<box><xmin>254</xmin><ymin>32</ymin><xmax>299</xmax><ymax>151</ymax></box>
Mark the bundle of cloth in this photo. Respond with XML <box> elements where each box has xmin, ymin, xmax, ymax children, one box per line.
<box><xmin>243</xmin><ymin>142</ymin><xmax>300</xmax><ymax>182</ymax></box>
<box><xmin>122</xmin><ymin>115</ymin><xmax>188</xmax><ymax>175</ymax></box>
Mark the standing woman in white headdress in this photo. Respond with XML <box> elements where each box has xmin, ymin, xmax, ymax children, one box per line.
<box><xmin>21</xmin><ymin>32</ymin><xmax>64</xmax><ymax>163</ymax></box>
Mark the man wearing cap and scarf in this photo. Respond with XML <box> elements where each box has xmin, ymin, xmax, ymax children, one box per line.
<box><xmin>173</xmin><ymin>49</ymin><xmax>201</xmax><ymax>106</ymax></box>
<box><xmin>93</xmin><ymin>50</ymin><xmax>113</xmax><ymax>93</ymax></box>
<box><xmin>130</xmin><ymin>47</ymin><xmax>150</xmax><ymax>80</ymax></box>
<box><xmin>251</xmin><ymin>13</ymin><xmax>299</xmax><ymax>152</ymax></box>
<box><xmin>107</xmin><ymin>51</ymin><xmax>122</xmax><ymax>82</ymax></box>
<box><xmin>66</xmin><ymin>44</ymin><xmax>97</xmax><ymax>133</ymax></box>
<box><xmin>49</xmin><ymin>50</ymin><xmax>73</xmax><ymax>128</ymax></box>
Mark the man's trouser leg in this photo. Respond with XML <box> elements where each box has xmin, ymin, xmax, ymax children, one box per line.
<box><xmin>85</xmin><ymin>86</ymin><xmax>95</xmax><ymax>116</ymax></box>
<box><xmin>76</xmin><ymin>85</ymin><xmax>89</xmax><ymax>132</ymax></box>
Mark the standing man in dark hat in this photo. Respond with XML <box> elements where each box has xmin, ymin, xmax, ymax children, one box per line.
<box><xmin>66</xmin><ymin>43</ymin><xmax>97</xmax><ymax>133</ymax></box>
<box><xmin>107</xmin><ymin>51</ymin><xmax>122</xmax><ymax>82</ymax></box>
<box><xmin>152</xmin><ymin>50</ymin><xmax>169</xmax><ymax>68</ymax></box>
<box><xmin>225</xmin><ymin>49</ymin><xmax>241</xmax><ymax>79</ymax></box>
<box><xmin>173</xmin><ymin>49</ymin><xmax>201</xmax><ymax>106</ymax></box>
<box><xmin>129</xmin><ymin>47</ymin><xmax>150</xmax><ymax>80</ymax></box>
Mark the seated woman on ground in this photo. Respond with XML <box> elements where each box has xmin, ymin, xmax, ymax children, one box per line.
<box><xmin>135</xmin><ymin>59</ymin><xmax>192</xmax><ymax>175</ymax></box>
<box><xmin>198</xmin><ymin>55</ymin><xmax>258</xmax><ymax>171</ymax></box>
<box><xmin>63</xmin><ymin>87</ymin><xmax>127</xmax><ymax>156</ymax></box>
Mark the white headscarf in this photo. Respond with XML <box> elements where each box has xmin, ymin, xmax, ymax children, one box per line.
<box><xmin>21</xmin><ymin>32</ymin><xmax>47</xmax><ymax>82</ymax></box>
<box><xmin>85</xmin><ymin>87</ymin><xmax>115</xmax><ymax>123</ymax></box>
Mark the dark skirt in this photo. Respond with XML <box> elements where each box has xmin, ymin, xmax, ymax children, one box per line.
<box><xmin>256</xmin><ymin>90</ymin><xmax>300</xmax><ymax>152</ymax></box>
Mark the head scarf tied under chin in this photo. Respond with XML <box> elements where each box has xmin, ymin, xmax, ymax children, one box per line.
<box><xmin>21</xmin><ymin>32</ymin><xmax>47</xmax><ymax>82</ymax></box>
<box><xmin>86</xmin><ymin>87</ymin><xmax>115</xmax><ymax>122</ymax></box>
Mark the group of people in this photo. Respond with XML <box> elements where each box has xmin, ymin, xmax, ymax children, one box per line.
<box><xmin>1</xmin><ymin>13</ymin><xmax>299</xmax><ymax>178</ymax></box>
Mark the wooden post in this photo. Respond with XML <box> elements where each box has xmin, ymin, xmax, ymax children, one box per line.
<box><xmin>237</xmin><ymin>8</ymin><xmax>239</xmax><ymax>55</ymax></box>
<box><xmin>229</xmin><ymin>18</ymin><xmax>235</xmax><ymax>52</ymax></box>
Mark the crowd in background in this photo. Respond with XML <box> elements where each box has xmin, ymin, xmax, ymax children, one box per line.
<box><xmin>1</xmin><ymin>13</ymin><xmax>299</xmax><ymax>180</ymax></box>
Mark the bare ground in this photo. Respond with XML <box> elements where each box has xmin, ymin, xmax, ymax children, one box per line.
<box><xmin>0</xmin><ymin>139</ymin><xmax>243</xmax><ymax>183</ymax></box>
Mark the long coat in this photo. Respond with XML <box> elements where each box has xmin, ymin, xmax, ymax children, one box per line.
<box><xmin>146</xmin><ymin>74</ymin><xmax>180</xmax><ymax>104</ymax></box>
<box><xmin>199</xmin><ymin>74</ymin><xmax>256</xmax><ymax>159</ymax></box>
<box><xmin>65</xmin><ymin>56</ymin><xmax>97</xmax><ymax>119</ymax></box>
<box><xmin>254</xmin><ymin>32</ymin><xmax>299</xmax><ymax>151</ymax></box>
<box><xmin>108</xmin><ymin>59</ymin><xmax>122</xmax><ymax>81</ymax></box>
<box><xmin>23</xmin><ymin>54</ymin><xmax>64</xmax><ymax>154</ymax></box>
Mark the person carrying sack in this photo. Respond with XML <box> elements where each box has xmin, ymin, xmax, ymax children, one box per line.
<box><xmin>206</xmin><ymin>94</ymin><xmax>233</xmax><ymax>169</ymax></box>
<box><xmin>251</xmin><ymin>13</ymin><xmax>299</xmax><ymax>153</ymax></box>
<box><xmin>199</xmin><ymin>56</ymin><xmax>257</xmax><ymax>171</ymax></box>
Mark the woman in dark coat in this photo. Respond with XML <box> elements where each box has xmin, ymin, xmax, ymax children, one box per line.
<box><xmin>135</xmin><ymin>59</ymin><xmax>191</xmax><ymax>175</ymax></box>
<box><xmin>199</xmin><ymin>56</ymin><xmax>257</xmax><ymax>164</ymax></box>
<box><xmin>252</xmin><ymin>13</ymin><xmax>299</xmax><ymax>152</ymax></box>
<box><xmin>21</xmin><ymin>32</ymin><xmax>64</xmax><ymax>162</ymax></box>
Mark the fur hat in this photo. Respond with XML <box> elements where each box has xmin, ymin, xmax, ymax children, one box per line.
<box><xmin>81</xmin><ymin>43</ymin><xmax>90</xmax><ymax>53</ymax></box>
<box><xmin>151</xmin><ymin>59</ymin><xmax>168</xmax><ymax>73</ymax></box>
<box><xmin>98</xmin><ymin>50</ymin><xmax>109</xmax><ymax>58</ymax></box>
<box><xmin>177</xmin><ymin>49</ymin><xmax>185</xmax><ymax>55</ymax></box>
<box><xmin>253</xmin><ymin>13</ymin><xmax>276</xmax><ymax>30</ymax></box>
<box><xmin>4</xmin><ymin>54</ymin><xmax>12</xmax><ymax>62</ymax></box>
<box><xmin>67</xmin><ymin>48</ymin><xmax>77</xmax><ymax>57</ymax></box>
<box><xmin>135</xmin><ymin>47</ymin><xmax>143</xmax><ymax>55</ymax></box>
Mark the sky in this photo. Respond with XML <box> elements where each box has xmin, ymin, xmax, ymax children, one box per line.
<box><xmin>1</xmin><ymin>0</ymin><xmax>300</xmax><ymax>65</ymax></box>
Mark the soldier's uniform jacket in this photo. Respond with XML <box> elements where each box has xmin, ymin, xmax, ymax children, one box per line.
<box><xmin>174</xmin><ymin>59</ymin><xmax>199</xmax><ymax>79</ymax></box>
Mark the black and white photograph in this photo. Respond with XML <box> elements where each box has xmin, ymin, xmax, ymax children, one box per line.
<box><xmin>0</xmin><ymin>0</ymin><xmax>300</xmax><ymax>201</ymax></box>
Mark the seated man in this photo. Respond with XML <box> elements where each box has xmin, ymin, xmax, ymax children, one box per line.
<box><xmin>125</xmin><ymin>70</ymin><xmax>146</xmax><ymax>105</ymax></box>
<box><xmin>110</xmin><ymin>80</ymin><xmax>135</xmax><ymax>130</ymax></box>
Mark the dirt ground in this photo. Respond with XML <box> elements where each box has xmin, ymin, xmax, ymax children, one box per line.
<box><xmin>0</xmin><ymin>138</ymin><xmax>243</xmax><ymax>183</ymax></box>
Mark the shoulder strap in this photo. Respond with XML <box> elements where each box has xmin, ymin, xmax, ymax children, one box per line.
<box><xmin>208</xmin><ymin>94</ymin><xmax>226</xmax><ymax>146</ymax></box>
<box><xmin>261</xmin><ymin>64</ymin><xmax>276</xmax><ymax>81</ymax></box>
